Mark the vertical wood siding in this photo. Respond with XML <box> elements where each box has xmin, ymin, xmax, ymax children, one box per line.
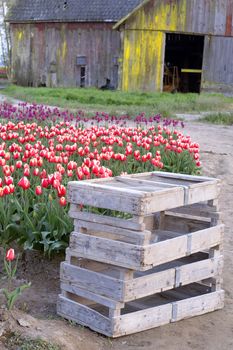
<box><xmin>124</xmin><ymin>0</ymin><xmax>233</xmax><ymax>35</ymax></box>
<box><xmin>122</xmin><ymin>30</ymin><xmax>164</xmax><ymax>91</ymax></box>
<box><xmin>202</xmin><ymin>35</ymin><xmax>233</xmax><ymax>94</ymax></box>
<box><xmin>11</xmin><ymin>22</ymin><xmax>120</xmax><ymax>88</ymax></box>
<box><xmin>119</xmin><ymin>0</ymin><xmax>233</xmax><ymax>92</ymax></box>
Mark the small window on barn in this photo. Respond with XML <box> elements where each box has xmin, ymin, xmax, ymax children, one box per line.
<box><xmin>80</xmin><ymin>66</ymin><xmax>86</xmax><ymax>88</ymax></box>
<box><xmin>76</xmin><ymin>56</ymin><xmax>87</xmax><ymax>87</ymax></box>
<box><xmin>76</xmin><ymin>56</ymin><xmax>87</xmax><ymax>66</ymax></box>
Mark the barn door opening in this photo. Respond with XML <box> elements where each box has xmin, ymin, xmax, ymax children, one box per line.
<box><xmin>163</xmin><ymin>33</ymin><xmax>204</xmax><ymax>93</ymax></box>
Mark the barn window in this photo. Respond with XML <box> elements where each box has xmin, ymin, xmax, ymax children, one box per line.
<box><xmin>76</xmin><ymin>56</ymin><xmax>87</xmax><ymax>87</ymax></box>
<box><xmin>80</xmin><ymin>66</ymin><xmax>86</xmax><ymax>88</ymax></box>
<box><xmin>76</xmin><ymin>56</ymin><xmax>87</xmax><ymax>66</ymax></box>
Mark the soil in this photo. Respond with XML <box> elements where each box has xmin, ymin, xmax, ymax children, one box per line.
<box><xmin>0</xmin><ymin>121</ymin><xmax>233</xmax><ymax>350</ymax></box>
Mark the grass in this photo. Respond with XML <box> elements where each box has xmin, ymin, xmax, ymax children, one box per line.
<box><xmin>2</xmin><ymin>332</ymin><xmax>61</xmax><ymax>350</ymax></box>
<box><xmin>2</xmin><ymin>85</ymin><xmax>233</xmax><ymax>117</ymax></box>
<box><xmin>199</xmin><ymin>112</ymin><xmax>233</xmax><ymax>125</ymax></box>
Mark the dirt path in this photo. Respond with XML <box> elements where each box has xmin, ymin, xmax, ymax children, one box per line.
<box><xmin>0</xmin><ymin>121</ymin><xmax>233</xmax><ymax>350</ymax></box>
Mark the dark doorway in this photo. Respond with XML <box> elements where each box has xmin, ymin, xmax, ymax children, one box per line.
<box><xmin>163</xmin><ymin>33</ymin><xmax>204</xmax><ymax>93</ymax></box>
<box><xmin>80</xmin><ymin>66</ymin><xmax>86</xmax><ymax>87</ymax></box>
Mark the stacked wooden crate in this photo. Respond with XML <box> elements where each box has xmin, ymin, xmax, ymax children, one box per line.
<box><xmin>57</xmin><ymin>171</ymin><xmax>224</xmax><ymax>337</ymax></box>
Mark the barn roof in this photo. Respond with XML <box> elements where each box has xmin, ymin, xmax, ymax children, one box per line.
<box><xmin>114</xmin><ymin>0</ymin><xmax>149</xmax><ymax>29</ymax></box>
<box><xmin>7</xmin><ymin>0</ymin><xmax>144</xmax><ymax>23</ymax></box>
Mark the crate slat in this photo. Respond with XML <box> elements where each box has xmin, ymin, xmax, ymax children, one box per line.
<box><xmin>69</xmin><ymin>208</ymin><xmax>146</xmax><ymax>231</ymax></box>
<box><xmin>70</xmin><ymin>232</ymin><xmax>143</xmax><ymax>269</ymax></box>
<box><xmin>70</xmin><ymin>225</ymin><xmax>224</xmax><ymax>270</ymax></box>
<box><xmin>57</xmin><ymin>286</ymin><xmax>224</xmax><ymax>337</ymax></box>
<box><xmin>73</xmin><ymin>219</ymin><xmax>151</xmax><ymax>245</ymax></box>
<box><xmin>113</xmin><ymin>303</ymin><xmax>172</xmax><ymax>336</ymax></box>
<box><xmin>145</xmin><ymin>225</ymin><xmax>224</xmax><ymax>267</ymax></box>
<box><xmin>57</xmin><ymin>295</ymin><xmax>112</xmax><ymax>336</ymax></box>
<box><xmin>172</xmin><ymin>290</ymin><xmax>224</xmax><ymax>322</ymax></box>
<box><xmin>60</xmin><ymin>281</ymin><xmax>124</xmax><ymax>309</ymax></box>
<box><xmin>60</xmin><ymin>261</ymin><xmax>125</xmax><ymax>301</ymax></box>
<box><xmin>61</xmin><ymin>254</ymin><xmax>223</xmax><ymax>302</ymax></box>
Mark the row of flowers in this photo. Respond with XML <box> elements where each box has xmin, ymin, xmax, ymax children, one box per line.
<box><xmin>0</xmin><ymin>121</ymin><xmax>199</xmax><ymax>197</ymax></box>
<box><xmin>0</xmin><ymin>106</ymin><xmax>199</xmax><ymax>254</ymax></box>
<box><xmin>0</xmin><ymin>102</ymin><xmax>184</xmax><ymax>127</ymax></box>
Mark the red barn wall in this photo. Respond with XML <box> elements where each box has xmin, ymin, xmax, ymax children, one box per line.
<box><xmin>11</xmin><ymin>22</ymin><xmax>120</xmax><ymax>88</ymax></box>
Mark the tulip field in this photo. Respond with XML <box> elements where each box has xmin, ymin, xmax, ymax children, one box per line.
<box><xmin>0</xmin><ymin>102</ymin><xmax>200</xmax><ymax>255</ymax></box>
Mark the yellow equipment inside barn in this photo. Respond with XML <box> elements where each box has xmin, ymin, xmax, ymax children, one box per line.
<box><xmin>163</xmin><ymin>65</ymin><xmax>179</xmax><ymax>92</ymax></box>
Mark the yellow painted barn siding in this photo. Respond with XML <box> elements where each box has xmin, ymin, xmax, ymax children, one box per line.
<box><xmin>122</xmin><ymin>33</ymin><xmax>130</xmax><ymax>90</ymax></box>
<box><xmin>62</xmin><ymin>41</ymin><xmax>67</xmax><ymax>62</ymax></box>
<box><xmin>121</xmin><ymin>0</ymin><xmax>187</xmax><ymax>91</ymax></box>
<box><xmin>122</xmin><ymin>30</ymin><xmax>164</xmax><ymax>91</ymax></box>
<box><xmin>125</xmin><ymin>0</ymin><xmax>187</xmax><ymax>32</ymax></box>
<box><xmin>16</xmin><ymin>30</ymin><xmax>24</xmax><ymax>41</ymax></box>
<box><xmin>60</xmin><ymin>24</ymin><xmax>68</xmax><ymax>63</ymax></box>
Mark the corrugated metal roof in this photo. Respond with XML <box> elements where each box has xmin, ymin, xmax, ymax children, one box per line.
<box><xmin>7</xmin><ymin>0</ymin><xmax>144</xmax><ymax>23</ymax></box>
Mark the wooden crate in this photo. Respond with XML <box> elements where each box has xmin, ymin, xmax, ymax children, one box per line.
<box><xmin>57</xmin><ymin>282</ymin><xmax>224</xmax><ymax>337</ymax></box>
<box><xmin>68</xmin><ymin>172</ymin><xmax>221</xmax><ymax>215</ymax></box>
<box><xmin>60</xmin><ymin>250</ymin><xmax>223</xmax><ymax>302</ymax></box>
<box><xmin>69</xmin><ymin>224</ymin><xmax>224</xmax><ymax>270</ymax></box>
<box><xmin>57</xmin><ymin>171</ymin><xmax>224</xmax><ymax>337</ymax></box>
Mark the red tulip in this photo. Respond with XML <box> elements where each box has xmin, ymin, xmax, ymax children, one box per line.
<box><xmin>33</xmin><ymin>168</ymin><xmax>40</xmax><ymax>176</ymax></box>
<box><xmin>16</xmin><ymin>161</ymin><xmax>22</xmax><ymax>168</ymax></box>
<box><xmin>6</xmin><ymin>248</ymin><xmax>15</xmax><ymax>261</ymax></box>
<box><xmin>59</xmin><ymin>196</ymin><xmax>67</xmax><ymax>206</ymax></box>
<box><xmin>35</xmin><ymin>186</ymin><xmax>42</xmax><ymax>195</ymax></box>
<box><xmin>23</xmin><ymin>167</ymin><xmax>30</xmax><ymax>177</ymax></box>
<box><xmin>3</xmin><ymin>186</ymin><xmax>11</xmax><ymax>195</ymax></box>
<box><xmin>9</xmin><ymin>184</ymin><xmax>15</xmax><ymax>193</ymax></box>
<box><xmin>53</xmin><ymin>179</ymin><xmax>60</xmax><ymax>189</ymax></box>
<box><xmin>5</xmin><ymin>176</ymin><xmax>13</xmax><ymax>186</ymax></box>
<box><xmin>57</xmin><ymin>185</ymin><xmax>66</xmax><ymax>197</ymax></box>
<box><xmin>18</xmin><ymin>177</ymin><xmax>30</xmax><ymax>190</ymax></box>
<box><xmin>3</xmin><ymin>165</ymin><xmax>11</xmax><ymax>176</ymax></box>
<box><xmin>41</xmin><ymin>178</ymin><xmax>49</xmax><ymax>188</ymax></box>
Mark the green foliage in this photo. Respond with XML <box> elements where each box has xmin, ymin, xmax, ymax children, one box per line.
<box><xmin>2</xmin><ymin>333</ymin><xmax>61</xmax><ymax>350</ymax></box>
<box><xmin>3</xmin><ymin>283</ymin><xmax>31</xmax><ymax>310</ymax></box>
<box><xmin>3</xmin><ymin>85</ymin><xmax>233</xmax><ymax>117</ymax></box>
<box><xmin>0</xmin><ymin>192</ymin><xmax>72</xmax><ymax>256</ymax></box>
<box><xmin>199</xmin><ymin>112</ymin><xmax>233</xmax><ymax>125</ymax></box>
<box><xmin>2</xmin><ymin>253</ymin><xmax>31</xmax><ymax>310</ymax></box>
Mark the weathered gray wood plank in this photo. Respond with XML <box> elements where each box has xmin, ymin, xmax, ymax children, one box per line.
<box><xmin>175</xmin><ymin>256</ymin><xmax>224</xmax><ymax>287</ymax></box>
<box><xmin>57</xmin><ymin>295</ymin><xmax>112</xmax><ymax>336</ymax></box>
<box><xmin>60</xmin><ymin>262</ymin><xmax>124</xmax><ymax>301</ymax></box>
<box><xmin>73</xmin><ymin>220</ymin><xmax>151</xmax><ymax>245</ymax></box>
<box><xmin>60</xmin><ymin>281</ymin><xmax>124</xmax><ymax>309</ymax></box>
<box><xmin>69</xmin><ymin>232</ymin><xmax>144</xmax><ymax>269</ymax></box>
<box><xmin>113</xmin><ymin>303</ymin><xmax>172</xmax><ymax>337</ymax></box>
<box><xmin>172</xmin><ymin>290</ymin><xmax>224</xmax><ymax>322</ymax></box>
<box><xmin>69</xmin><ymin>208</ymin><xmax>145</xmax><ymax>231</ymax></box>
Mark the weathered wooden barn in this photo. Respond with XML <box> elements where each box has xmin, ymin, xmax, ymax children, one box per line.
<box><xmin>6</xmin><ymin>0</ymin><xmax>142</xmax><ymax>88</ymax></box>
<box><xmin>114</xmin><ymin>0</ymin><xmax>233</xmax><ymax>94</ymax></box>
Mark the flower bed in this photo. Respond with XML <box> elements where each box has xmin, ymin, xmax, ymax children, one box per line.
<box><xmin>0</xmin><ymin>103</ymin><xmax>200</xmax><ymax>255</ymax></box>
<box><xmin>0</xmin><ymin>101</ymin><xmax>184</xmax><ymax>127</ymax></box>
<box><xmin>0</xmin><ymin>67</ymin><xmax>7</xmax><ymax>79</ymax></box>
